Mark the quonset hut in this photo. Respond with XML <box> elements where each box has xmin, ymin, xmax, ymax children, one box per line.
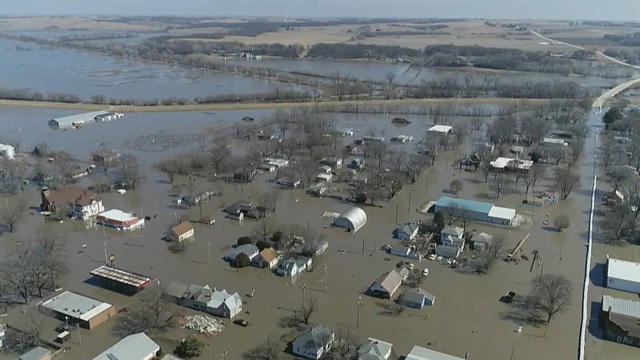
<box><xmin>333</xmin><ymin>207</ymin><xmax>367</xmax><ymax>233</ymax></box>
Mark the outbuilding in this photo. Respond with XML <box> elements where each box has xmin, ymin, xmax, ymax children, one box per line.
<box><xmin>41</xmin><ymin>291</ymin><xmax>115</xmax><ymax>329</ymax></box>
<box><xmin>17</xmin><ymin>347</ymin><xmax>52</xmax><ymax>360</ymax></box>
<box><xmin>607</xmin><ymin>257</ymin><xmax>640</xmax><ymax>294</ymax></box>
<box><xmin>402</xmin><ymin>288</ymin><xmax>436</xmax><ymax>309</ymax></box>
<box><xmin>333</xmin><ymin>207</ymin><xmax>367</xmax><ymax>233</ymax></box>
<box><xmin>96</xmin><ymin>209</ymin><xmax>144</xmax><ymax>231</ymax></box>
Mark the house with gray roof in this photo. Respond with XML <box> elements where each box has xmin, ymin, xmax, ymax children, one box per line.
<box><xmin>470</xmin><ymin>232</ymin><xmax>493</xmax><ymax>251</ymax></box>
<box><xmin>440</xmin><ymin>226</ymin><xmax>464</xmax><ymax>247</ymax></box>
<box><xmin>164</xmin><ymin>282</ymin><xmax>243</xmax><ymax>319</ymax></box>
<box><xmin>368</xmin><ymin>268</ymin><xmax>407</xmax><ymax>299</ymax></box>
<box><xmin>292</xmin><ymin>325</ymin><xmax>335</xmax><ymax>360</ymax></box>
<box><xmin>393</xmin><ymin>222</ymin><xmax>420</xmax><ymax>241</ymax></box>
<box><xmin>92</xmin><ymin>332</ymin><xmax>159</xmax><ymax>360</ymax></box>
<box><xmin>223</xmin><ymin>244</ymin><xmax>259</xmax><ymax>262</ymax></box>
<box><xmin>402</xmin><ymin>288</ymin><xmax>436</xmax><ymax>309</ymax></box>
<box><xmin>358</xmin><ymin>338</ymin><xmax>393</xmax><ymax>360</ymax></box>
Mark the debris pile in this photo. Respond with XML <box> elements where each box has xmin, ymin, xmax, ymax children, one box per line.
<box><xmin>180</xmin><ymin>314</ymin><xmax>225</xmax><ymax>335</ymax></box>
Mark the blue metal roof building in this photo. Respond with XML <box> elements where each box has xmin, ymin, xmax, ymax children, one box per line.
<box><xmin>435</xmin><ymin>196</ymin><xmax>493</xmax><ymax>214</ymax></box>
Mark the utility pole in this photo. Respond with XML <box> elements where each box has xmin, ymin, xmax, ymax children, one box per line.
<box><xmin>323</xmin><ymin>263</ymin><xmax>328</xmax><ymax>292</ymax></box>
<box><xmin>357</xmin><ymin>296</ymin><xmax>362</xmax><ymax>327</ymax></box>
<box><xmin>77</xmin><ymin>323</ymin><xmax>81</xmax><ymax>344</ymax></box>
<box><xmin>302</xmin><ymin>282</ymin><xmax>307</xmax><ymax>305</ymax></box>
<box><xmin>361</xmin><ymin>238</ymin><xmax>365</xmax><ymax>255</ymax></box>
<box><xmin>395</xmin><ymin>203</ymin><xmax>399</xmax><ymax>225</ymax></box>
<box><xmin>408</xmin><ymin>189</ymin><xmax>412</xmax><ymax>214</ymax></box>
<box><xmin>103</xmin><ymin>240</ymin><xmax>107</xmax><ymax>265</ymax></box>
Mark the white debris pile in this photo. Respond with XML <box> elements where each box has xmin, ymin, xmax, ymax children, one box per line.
<box><xmin>181</xmin><ymin>315</ymin><xmax>225</xmax><ymax>335</ymax></box>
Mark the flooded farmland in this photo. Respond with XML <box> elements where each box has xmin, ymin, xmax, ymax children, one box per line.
<box><xmin>0</xmin><ymin>39</ymin><xmax>306</xmax><ymax>101</ymax></box>
<box><xmin>1</xmin><ymin>105</ymin><xmax>633</xmax><ymax>359</ymax></box>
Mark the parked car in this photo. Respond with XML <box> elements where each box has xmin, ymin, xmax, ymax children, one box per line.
<box><xmin>500</xmin><ymin>290</ymin><xmax>517</xmax><ymax>304</ymax></box>
<box><xmin>233</xmin><ymin>319</ymin><xmax>249</xmax><ymax>327</ymax></box>
<box><xmin>422</xmin><ymin>268</ymin><xmax>429</xmax><ymax>277</ymax></box>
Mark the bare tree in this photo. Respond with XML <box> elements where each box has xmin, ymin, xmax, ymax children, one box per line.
<box><xmin>602</xmin><ymin>203</ymin><xmax>637</xmax><ymax>245</ymax></box>
<box><xmin>114</xmin><ymin>291</ymin><xmax>173</xmax><ymax>336</ymax></box>
<box><xmin>119</xmin><ymin>155</ymin><xmax>142</xmax><ymax>190</ymax></box>
<box><xmin>523</xmin><ymin>163</ymin><xmax>541</xmax><ymax>194</ymax></box>
<box><xmin>472</xmin><ymin>236</ymin><xmax>505</xmax><ymax>273</ymax></box>
<box><xmin>553</xmin><ymin>215</ymin><xmax>570</xmax><ymax>232</ymax></box>
<box><xmin>525</xmin><ymin>274</ymin><xmax>573</xmax><ymax>323</ymax></box>
<box><xmin>243</xmin><ymin>337</ymin><xmax>282</xmax><ymax>360</ymax></box>
<box><xmin>553</xmin><ymin>168</ymin><xmax>580</xmax><ymax>200</ymax></box>
<box><xmin>449</xmin><ymin>179</ymin><xmax>463</xmax><ymax>194</ymax></box>
<box><xmin>489</xmin><ymin>174</ymin><xmax>511</xmax><ymax>199</ymax></box>
<box><xmin>327</xmin><ymin>325</ymin><xmax>360</xmax><ymax>359</ymax></box>
<box><xmin>384</xmin><ymin>72</ymin><xmax>396</xmax><ymax>100</ymax></box>
<box><xmin>606</xmin><ymin>166</ymin><xmax>633</xmax><ymax>193</ymax></box>
<box><xmin>0</xmin><ymin>197</ymin><xmax>25</xmax><ymax>233</ymax></box>
<box><xmin>299</xmin><ymin>297</ymin><xmax>317</xmax><ymax>325</ymax></box>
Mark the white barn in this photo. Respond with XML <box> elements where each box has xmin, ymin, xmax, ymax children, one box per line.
<box><xmin>333</xmin><ymin>207</ymin><xmax>367</xmax><ymax>233</ymax></box>
<box><xmin>607</xmin><ymin>257</ymin><xmax>640</xmax><ymax>294</ymax></box>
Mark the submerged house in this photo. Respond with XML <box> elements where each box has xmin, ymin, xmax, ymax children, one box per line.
<box><xmin>434</xmin><ymin>196</ymin><xmax>516</xmax><ymax>226</ymax></box>
<box><xmin>165</xmin><ymin>282</ymin><xmax>243</xmax><ymax>319</ymax></box>
<box><xmin>292</xmin><ymin>325</ymin><xmax>335</xmax><ymax>360</ymax></box>
<box><xmin>393</xmin><ymin>222</ymin><xmax>420</xmax><ymax>240</ymax></box>
<box><xmin>40</xmin><ymin>186</ymin><xmax>104</xmax><ymax>220</ymax></box>
<box><xmin>368</xmin><ymin>268</ymin><xmax>408</xmax><ymax>299</ymax></box>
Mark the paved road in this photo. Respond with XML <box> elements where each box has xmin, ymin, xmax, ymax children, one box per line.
<box><xmin>531</xmin><ymin>29</ymin><xmax>640</xmax><ymax>360</ymax></box>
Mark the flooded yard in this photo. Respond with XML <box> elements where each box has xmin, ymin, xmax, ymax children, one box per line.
<box><xmin>0</xmin><ymin>105</ymin><xmax>617</xmax><ymax>359</ymax></box>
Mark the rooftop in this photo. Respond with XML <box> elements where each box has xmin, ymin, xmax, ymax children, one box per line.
<box><xmin>607</xmin><ymin>258</ymin><xmax>640</xmax><ymax>283</ymax></box>
<box><xmin>488</xmin><ymin>206</ymin><xmax>516</xmax><ymax>220</ymax></box>
<box><xmin>18</xmin><ymin>346</ymin><xmax>52</xmax><ymax>360</ymax></box>
<box><xmin>41</xmin><ymin>291</ymin><xmax>112</xmax><ymax>321</ymax></box>
<box><xmin>602</xmin><ymin>295</ymin><xmax>640</xmax><ymax>318</ymax></box>
<box><xmin>98</xmin><ymin>209</ymin><xmax>137</xmax><ymax>222</ymax></box>
<box><xmin>90</xmin><ymin>265</ymin><xmax>152</xmax><ymax>289</ymax></box>
<box><xmin>427</xmin><ymin>125</ymin><xmax>453</xmax><ymax>134</ymax></box>
<box><xmin>51</xmin><ymin>111</ymin><xmax>109</xmax><ymax>126</ymax></box>
<box><xmin>358</xmin><ymin>338</ymin><xmax>393</xmax><ymax>360</ymax></box>
<box><xmin>436</xmin><ymin>196</ymin><xmax>493</xmax><ymax>214</ymax></box>
<box><xmin>172</xmin><ymin>221</ymin><xmax>194</xmax><ymax>236</ymax></box>
<box><xmin>92</xmin><ymin>332</ymin><xmax>159</xmax><ymax>360</ymax></box>
<box><xmin>406</xmin><ymin>345</ymin><xmax>465</xmax><ymax>360</ymax></box>
<box><xmin>45</xmin><ymin>185</ymin><xmax>100</xmax><ymax>207</ymax></box>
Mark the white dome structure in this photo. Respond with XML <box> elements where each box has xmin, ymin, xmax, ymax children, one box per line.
<box><xmin>333</xmin><ymin>207</ymin><xmax>367</xmax><ymax>233</ymax></box>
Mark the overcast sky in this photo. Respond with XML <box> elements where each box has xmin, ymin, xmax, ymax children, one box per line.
<box><xmin>2</xmin><ymin>0</ymin><xmax>639</xmax><ymax>21</ymax></box>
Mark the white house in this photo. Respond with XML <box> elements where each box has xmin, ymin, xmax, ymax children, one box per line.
<box><xmin>92</xmin><ymin>332</ymin><xmax>159</xmax><ymax>360</ymax></box>
<box><xmin>40</xmin><ymin>186</ymin><xmax>104</xmax><ymax>220</ymax></box>
<box><xmin>276</xmin><ymin>256</ymin><xmax>311</xmax><ymax>277</ymax></box>
<box><xmin>389</xmin><ymin>245</ymin><xmax>422</xmax><ymax>261</ymax></box>
<box><xmin>292</xmin><ymin>325</ymin><xmax>335</xmax><ymax>360</ymax></box>
<box><xmin>357</xmin><ymin>338</ymin><xmax>393</xmax><ymax>360</ymax></box>
<box><xmin>607</xmin><ymin>257</ymin><xmax>640</xmax><ymax>294</ymax></box>
<box><xmin>165</xmin><ymin>283</ymin><xmax>243</xmax><ymax>319</ymax></box>
<box><xmin>441</xmin><ymin>226</ymin><xmax>464</xmax><ymax>248</ymax></box>
<box><xmin>471</xmin><ymin>232</ymin><xmax>493</xmax><ymax>251</ymax></box>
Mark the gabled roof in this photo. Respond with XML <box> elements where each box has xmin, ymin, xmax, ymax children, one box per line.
<box><xmin>403</xmin><ymin>288</ymin><xmax>435</xmax><ymax>304</ymax></box>
<box><xmin>225</xmin><ymin>244</ymin><xmax>259</xmax><ymax>260</ymax></box>
<box><xmin>358</xmin><ymin>338</ymin><xmax>393</xmax><ymax>360</ymax></box>
<box><xmin>45</xmin><ymin>185</ymin><xmax>100</xmax><ymax>207</ymax></box>
<box><xmin>92</xmin><ymin>332</ymin><xmax>159</xmax><ymax>360</ymax></box>
<box><xmin>172</xmin><ymin>221</ymin><xmax>194</xmax><ymax>236</ymax></box>
<box><xmin>441</xmin><ymin>226</ymin><xmax>463</xmax><ymax>237</ymax></box>
<box><xmin>471</xmin><ymin>232</ymin><xmax>493</xmax><ymax>244</ymax></box>
<box><xmin>259</xmin><ymin>248</ymin><xmax>278</xmax><ymax>263</ymax></box>
<box><xmin>375</xmin><ymin>269</ymin><xmax>404</xmax><ymax>294</ymax></box>
<box><xmin>294</xmin><ymin>325</ymin><xmax>333</xmax><ymax>351</ymax></box>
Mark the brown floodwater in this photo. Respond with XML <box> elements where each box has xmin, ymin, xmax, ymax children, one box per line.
<box><xmin>0</xmin><ymin>106</ymin><xmax>636</xmax><ymax>360</ymax></box>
